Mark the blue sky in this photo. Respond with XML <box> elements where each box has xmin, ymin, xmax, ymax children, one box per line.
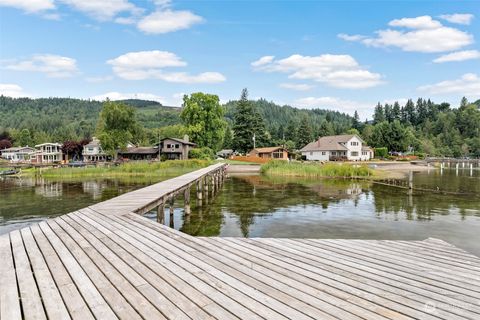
<box><xmin>0</xmin><ymin>0</ymin><xmax>479</xmax><ymax>119</ymax></box>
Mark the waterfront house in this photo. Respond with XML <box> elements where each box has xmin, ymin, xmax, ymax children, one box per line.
<box><xmin>300</xmin><ymin>134</ymin><xmax>373</xmax><ymax>161</ymax></box>
<box><xmin>30</xmin><ymin>143</ymin><xmax>63</xmax><ymax>164</ymax></box>
<box><xmin>216</xmin><ymin>149</ymin><xmax>234</xmax><ymax>159</ymax></box>
<box><xmin>0</xmin><ymin>146</ymin><xmax>35</xmax><ymax>163</ymax></box>
<box><xmin>118</xmin><ymin>146</ymin><xmax>159</xmax><ymax>160</ymax></box>
<box><xmin>248</xmin><ymin>146</ymin><xmax>289</xmax><ymax>160</ymax></box>
<box><xmin>82</xmin><ymin>137</ymin><xmax>107</xmax><ymax>162</ymax></box>
<box><xmin>159</xmin><ymin>136</ymin><xmax>196</xmax><ymax>160</ymax></box>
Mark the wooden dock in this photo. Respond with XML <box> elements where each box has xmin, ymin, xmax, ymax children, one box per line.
<box><xmin>1</xmin><ymin>163</ymin><xmax>480</xmax><ymax>320</ymax></box>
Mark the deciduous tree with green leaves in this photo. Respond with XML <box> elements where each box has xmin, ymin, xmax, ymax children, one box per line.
<box><xmin>96</xmin><ymin>100</ymin><xmax>140</xmax><ymax>158</ymax></box>
<box><xmin>180</xmin><ymin>92</ymin><xmax>226</xmax><ymax>151</ymax></box>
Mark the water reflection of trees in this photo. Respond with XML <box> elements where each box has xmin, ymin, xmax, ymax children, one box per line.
<box><xmin>181</xmin><ymin>175</ymin><xmax>368</xmax><ymax>237</ymax></box>
<box><xmin>371</xmin><ymin>184</ymin><xmax>480</xmax><ymax>221</ymax></box>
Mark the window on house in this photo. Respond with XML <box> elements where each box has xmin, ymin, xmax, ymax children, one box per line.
<box><xmin>273</xmin><ymin>151</ymin><xmax>284</xmax><ymax>158</ymax></box>
<box><xmin>166</xmin><ymin>144</ymin><xmax>171</xmax><ymax>148</ymax></box>
<box><xmin>351</xmin><ymin>151</ymin><xmax>359</xmax><ymax>156</ymax></box>
<box><xmin>321</xmin><ymin>152</ymin><xmax>326</xmax><ymax>155</ymax></box>
<box><xmin>175</xmin><ymin>144</ymin><xmax>180</xmax><ymax>148</ymax></box>
<box><xmin>351</xmin><ymin>141</ymin><xmax>359</xmax><ymax>146</ymax></box>
<box><xmin>310</xmin><ymin>152</ymin><xmax>313</xmax><ymax>156</ymax></box>
<box><xmin>332</xmin><ymin>152</ymin><xmax>336</xmax><ymax>156</ymax></box>
<box><xmin>362</xmin><ymin>151</ymin><xmax>367</xmax><ymax>155</ymax></box>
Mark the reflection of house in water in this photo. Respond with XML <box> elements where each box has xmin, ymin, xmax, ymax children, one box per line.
<box><xmin>35</xmin><ymin>180</ymin><xmax>63</xmax><ymax>198</ymax></box>
<box><xmin>310</xmin><ymin>182</ymin><xmax>363</xmax><ymax>199</ymax></box>
<box><xmin>82</xmin><ymin>181</ymin><xmax>105</xmax><ymax>200</ymax></box>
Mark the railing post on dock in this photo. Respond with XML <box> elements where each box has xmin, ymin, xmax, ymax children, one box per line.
<box><xmin>157</xmin><ymin>200</ymin><xmax>164</xmax><ymax>224</ymax></box>
<box><xmin>184</xmin><ymin>187</ymin><xmax>191</xmax><ymax>215</ymax></box>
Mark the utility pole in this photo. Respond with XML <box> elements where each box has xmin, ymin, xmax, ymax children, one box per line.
<box><xmin>158</xmin><ymin>131</ymin><xmax>161</xmax><ymax>161</ymax></box>
<box><xmin>253</xmin><ymin>133</ymin><xmax>256</xmax><ymax>149</ymax></box>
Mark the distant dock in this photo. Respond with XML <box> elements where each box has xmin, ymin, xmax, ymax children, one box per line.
<box><xmin>1</xmin><ymin>163</ymin><xmax>479</xmax><ymax>320</ymax></box>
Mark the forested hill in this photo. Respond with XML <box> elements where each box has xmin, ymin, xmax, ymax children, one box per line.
<box><xmin>224</xmin><ymin>98</ymin><xmax>354</xmax><ymax>140</ymax></box>
<box><xmin>0</xmin><ymin>96</ymin><xmax>353</xmax><ymax>144</ymax></box>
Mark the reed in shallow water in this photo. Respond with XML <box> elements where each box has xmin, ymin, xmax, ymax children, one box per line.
<box><xmin>37</xmin><ymin>160</ymin><xmax>212</xmax><ymax>178</ymax></box>
<box><xmin>260</xmin><ymin>160</ymin><xmax>372</xmax><ymax>178</ymax></box>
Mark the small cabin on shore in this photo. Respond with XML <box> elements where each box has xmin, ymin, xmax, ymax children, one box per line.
<box><xmin>118</xmin><ymin>147</ymin><xmax>159</xmax><ymax>160</ymax></box>
<box><xmin>248</xmin><ymin>147</ymin><xmax>289</xmax><ymax>160</ymax></box>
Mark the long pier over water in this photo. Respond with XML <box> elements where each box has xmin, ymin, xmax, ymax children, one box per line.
<box><xmin>1</xmin><ymin>163</ymin><xmax>480</xmax><ymax>320</ymax></box>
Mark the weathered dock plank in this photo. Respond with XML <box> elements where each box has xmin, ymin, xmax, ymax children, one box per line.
<box><xmin>2</xmin><ymin>163</ymin><xmax>480</xmax><ymax>320</ymax></box>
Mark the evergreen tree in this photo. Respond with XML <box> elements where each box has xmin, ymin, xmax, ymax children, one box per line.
<box><xmin>352</xmin><ymin>110</ymin><xmax>360</xmax><ymax>129</ymax></box>
<box><xmin>373</xmin><ymin>103</ymin><xmax>385</xmax><ymax>124</ymax></box>
<box><xmin>404</xmin><ymin>99</ymin><xmax>416</xmax><ymax>125</ymax></box>
<box><xmin>285</xmin><ymin>119</ymin><xmax>298</xmax><ymax>142</ymax></box>
<box><xmin>232</xmin><ymin>89</ymin><xmax>267</xmax><ymax>153</ymax></box>
<box><xmin>318</xmin><ymin>120</ymin><xmax>335</xmax><ymax>137</ymax></box>
<box><xmin>296</xmin><ymin>115</ymin><xmax>313</xmax><ymax>148</ymax></box>
<box><xmin>384</xmin><ymin>103</ymin><xmax>393</xmax><ymax>122</ymax></box>
<box><xmin>392</xmin><ymin>101</ymin><xmax>401</xmax><ymax>121</ymax></box>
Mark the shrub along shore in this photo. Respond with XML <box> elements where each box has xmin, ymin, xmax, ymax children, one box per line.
<box><xmin>34</xmin><ymin>160</ymin><xmax>212</xmax><ymax>179</ymax></box>
<box><xmin>260</xmin><ymin>161</ymin><xmax>373</xmax><ymax>178</ymax></box>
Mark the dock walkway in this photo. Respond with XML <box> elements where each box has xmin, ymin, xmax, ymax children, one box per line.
<box><xmin>1</xmin><ymin>163</ymin><xmax>480</xmax><ymax>320</ymax></box>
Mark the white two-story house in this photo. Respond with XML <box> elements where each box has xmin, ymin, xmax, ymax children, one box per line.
<box><xmin>300</xmin><ymin>134</ymin><xmax>373</xmax><ymax>161</ymax></box>
<box><xmin>82</xmin><ymin>137</ymin><xmax>107</xmax><ymax>162</ymax></box>
<box><xmin>30</xmin><ymin>143</ymin><xmax>63</xmax><ymax>164</ymax></box>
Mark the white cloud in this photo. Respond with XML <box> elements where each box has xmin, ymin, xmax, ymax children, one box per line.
<box><xmin>0</xmin><ymin>84</ymin><xmax>30</xmax><ymax>98</ymax></box>
<box><xmin>279</xmin><ymin>83</ymin><xmax>313</xmax><ymax>91</ymax></box>
<box><xmin>252</xmin><ymin>54</ymin><xmax>383</xmax><ymax>89</ymax></box>
<box><xmin>340</xmin><ymin>15</ymin><xmax>473</xmax><ymax>53</ymax></box>
<box><xmin>0</xmin><ymin>0</ymin><xmax>54</xmax><ymax>12</ymax></box>
<box><xmin>85</xmin><ymin>75</ymin><xmax>113</xmax><ymax>83</ymax></box>
<box><xmin>137</xmin><ymin>9</ymin><xmax>203</xmax><ymax>34</ymax></box>
<box><xmin>439</xmin><ymin>13</ymin><xmax>474</xmax><ymax>25</ymax></box>
<box><xmin>251</xmin><ymin>56</ymin><xmax>275</xmax><ymax>67</ymax></box>
<box><xmin>418</xmin><ymin>73</ymin><xmax>480</xmax><ymax>96</ymax></box>
<box><xmin>337</xmin><ymin>34</ymin><xmax>367</xmax><ymax>42</ymax></box>
<box><xmin>59</xmin><ymin>0</ymin><xmax>142</xmax><ymax>21</ymax></box>
<box><xmin>433</xmin><ymin>50</ymin><xmax>480</xmax><ymax>63</ymax></box>
<box><xmin>389</xmin><ymin>15</ymin><xmax>442</xmax><ymax>29</ymax></box>
<box><xmin>5</xmin><ymin>54</ymin><xmax>78</xmax><ymax>78</ymax></box>
<box><xmin>107</xmin><ymin>50</ymin><xmax>226</xmax><ymax>83</ymax></box>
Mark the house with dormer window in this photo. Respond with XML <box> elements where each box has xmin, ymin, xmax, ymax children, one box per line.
<box><xmin>300</xmin><ymin>134</ymin><xmax>373</xmax><ymax>161</ymax></box>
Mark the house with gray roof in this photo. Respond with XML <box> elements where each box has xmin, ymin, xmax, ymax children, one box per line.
<box><xmin>300</xmin><ymin>134</ymin><xmax>373</xmax><ymax>161</ymax></box>
<box><xmin>159</xmin><ymin>136</ymin><xmax>196</xmax><ymax>160</ymax></box>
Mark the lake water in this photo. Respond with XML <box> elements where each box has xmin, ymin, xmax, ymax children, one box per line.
<box><xmin>1</xmin><ymin>168</ymin><xmax>479</xmax><ymax>256</ymax></box>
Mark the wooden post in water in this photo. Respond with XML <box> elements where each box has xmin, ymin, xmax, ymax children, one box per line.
<box><xmin>204</xmin><ymin>175</ymin><xmax>209</xmax><ymax>204</ymax></box>
<box><xmin>184</xmin><ymin>187</ymin><xmax>191</xmax><ymax>215</ymax></box>
<box><xmin>169</xmin><ymin>196</ymin><xmax>175</xmax><ymax>217</ymax></box>
<box><xmin>408</xmin><ymin>171</ymin><xmax>413</xmax><ymax>191</ymax></box>
<box><xmin>196</xmin><ymin>179</ymin><xmax>203</xmax><ymax>202</ymax></box>
<box><xmin>157</xmin><ymin>200</ymin><xmax>164</xmax><ymax>224</ymax></box>
<box><xmin>211</xmin><ymin>173</ymin><xmax>216</xmax><ymax>195</ymax></box>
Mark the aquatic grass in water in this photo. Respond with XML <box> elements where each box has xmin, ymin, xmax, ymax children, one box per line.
<box><xmin>261</xmin><ymin>160</ymin><xmax>372</xmax><ymax>178</ymax></box>
<box><xmin>39</xmin><ymin>160</ymin><xmax>212</xmax><ymax>179</ymax></box>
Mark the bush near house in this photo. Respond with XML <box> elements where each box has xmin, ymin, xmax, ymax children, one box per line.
<box><xmin>374</xmin><ymin>147</ymin><xmax>388</xmax><ymax>158</ymax></box>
